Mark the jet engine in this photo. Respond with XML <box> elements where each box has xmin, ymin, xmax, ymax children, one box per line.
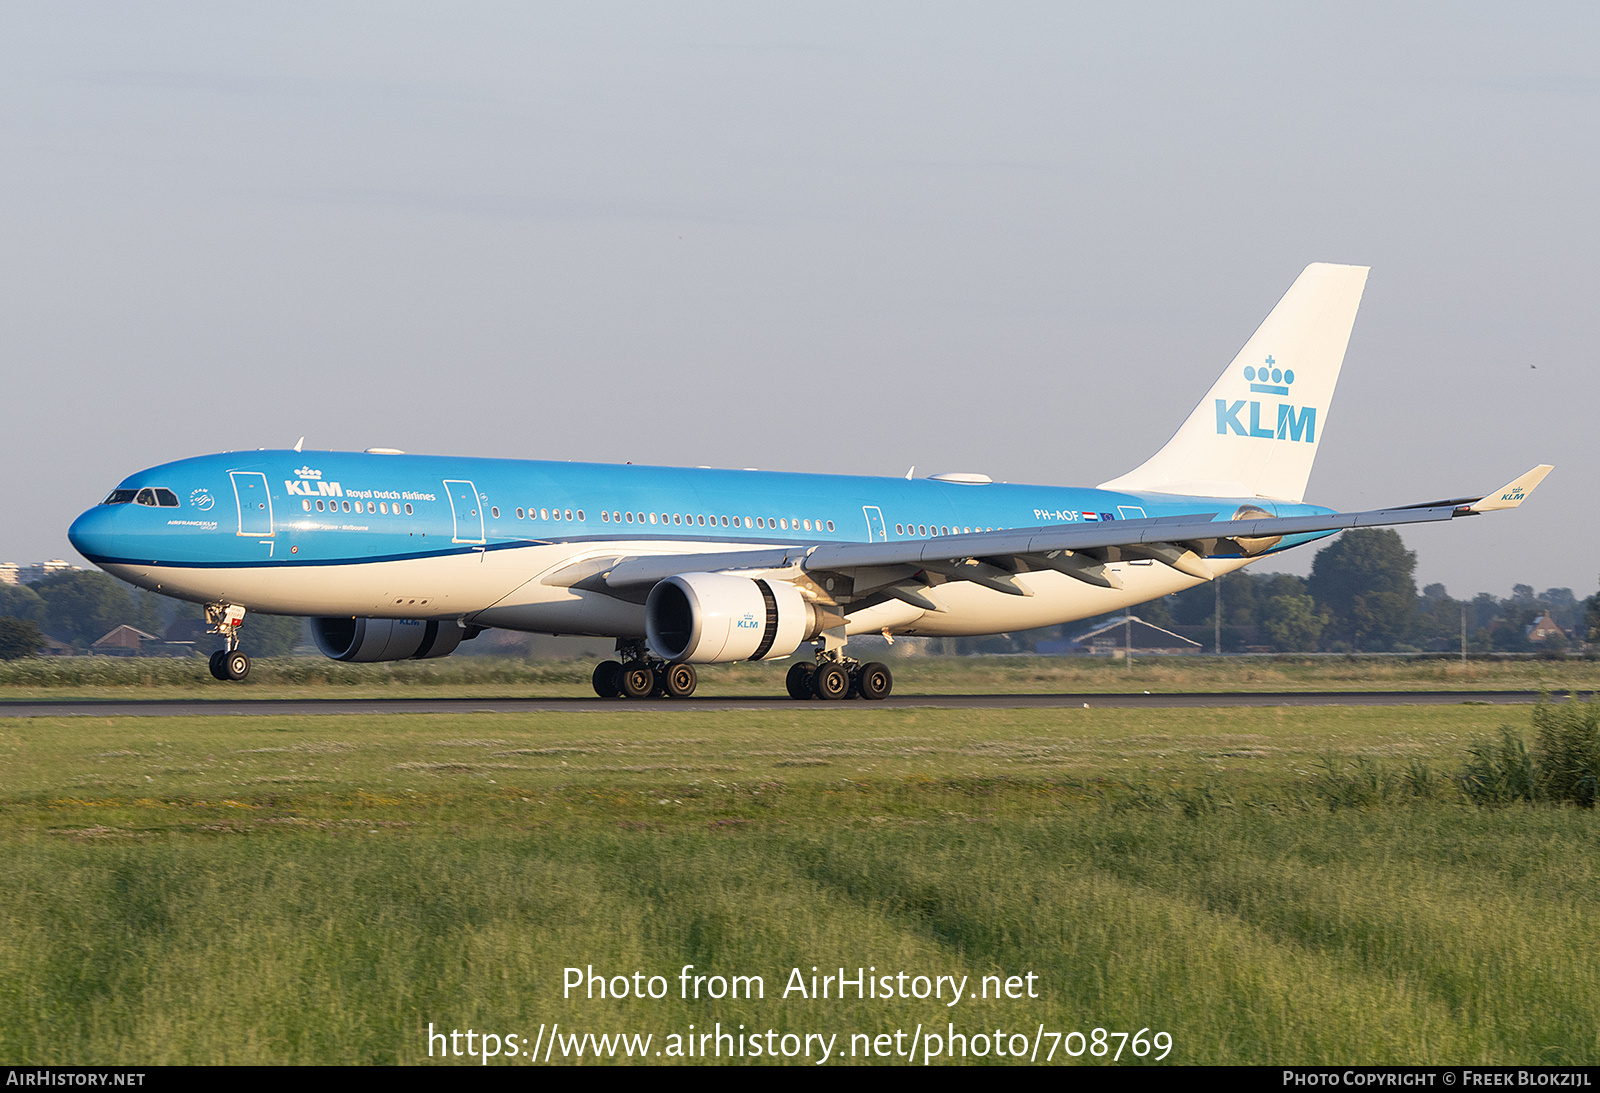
<box><xmin>645</xmin><ymin>573</ymin><xmax>818</xmax><ymax>663</ymax></box>
<box><xmin>312</xmin><ymin>617</ymin><xmax>465</xmax><ymax>662</ymax></box>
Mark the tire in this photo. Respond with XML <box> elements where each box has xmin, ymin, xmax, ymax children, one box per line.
<box><xmin>664</xmin><ymin>663</ymin><xmax>697</xmax><ymax>698</ymax></box>
<box><xmin>620</xmin><ymin>664</ymin><xmax>657</xmax><ymax>699</ymax></box>
<box><xmin>811</xmin><ymin>662</ymin><xmax>850</xmax><ymax>700</ymax></box>
<box><xmin>208</xmin><ymin>650</ymin><xmax>228</xmax><ymax>681</ymax></box>
<box><xmin>223</xmin><ymin>650</ymin><xmax>251</xmax><ymax>681</ymax></box>
<box><xmin>592</xmin><ymin>660</ymin><xmax>623</xmax><ymax>698</ymax></box>
<box><xmin>785</xmin><ymin>662</ymin><xmax>816</xmax><ymax>700</ymax></box>
<box><xmin>857</xmin><ymin>661</ymin><xmax>892</xmax><ymax>700</ymax></box>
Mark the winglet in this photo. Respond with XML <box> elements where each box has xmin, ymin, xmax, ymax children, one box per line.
<box><xmin>1466</xmin><ymin>465</ymin><xmax>1553</xmax><ymax>513</ymax></box>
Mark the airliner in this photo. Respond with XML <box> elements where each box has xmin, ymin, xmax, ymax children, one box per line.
<box><xmin>67</xmin><ymin>263</ymin><xmax>1550</xmax><ymax>700</ymax></box>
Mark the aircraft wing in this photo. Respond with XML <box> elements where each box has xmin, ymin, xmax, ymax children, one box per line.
<box><xmin>577</xmin><ymin>465</ymin><xmax>1552</xmax><ymax>605</ymax></box>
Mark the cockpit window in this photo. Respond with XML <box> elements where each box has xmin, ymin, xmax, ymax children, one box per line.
<box><xmin>111</xmin><ymin>487</ymin><xmax>182</xmax><ymax>508</ymax></box>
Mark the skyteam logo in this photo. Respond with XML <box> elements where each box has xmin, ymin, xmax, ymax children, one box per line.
<box><xmin>1216</xmin><ymin>355</ymin><xmax>1316</xmax><ymax>443</ymax></box>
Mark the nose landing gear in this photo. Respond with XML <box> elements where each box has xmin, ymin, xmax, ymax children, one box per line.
<box><xmin>205</xmin><ymin>604</ymin><xmax>251</xmax><ymax>681</ymax></box>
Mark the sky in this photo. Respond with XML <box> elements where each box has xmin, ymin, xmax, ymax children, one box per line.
<box><xmin>1</xmin><ymin>2</ymin><xmax>1596</xmax><ymax>601</ymax></box>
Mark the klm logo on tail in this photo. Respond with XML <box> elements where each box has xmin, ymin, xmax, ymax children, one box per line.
<box><xmin>1216</xmin><ymin>357</ymin><xmax>1316</xmax><ymax>443</ymax></box>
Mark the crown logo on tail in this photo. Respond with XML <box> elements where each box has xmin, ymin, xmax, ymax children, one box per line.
<box><xmin>1245</xmin><ymin>355</ymin><xmax>1293</xmax><ymax>395</ymax></box>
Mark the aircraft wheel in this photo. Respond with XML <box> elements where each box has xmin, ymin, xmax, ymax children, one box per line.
<box><xmin>785</xmin><ymin>662</ymin><xmax>815</xmax><ymax>700</ymax></box>
<box><xmin>857</xmin><ymin>662</ymin><xmax>893</xmax><ymax>700</ymax></box>
<box><xmin>208</xmin><ymin>650</ymin><xmax>228</xmax><ymax>681</ymax></box>
<box><xmin>664</xmin><ymin>663</ymin><xmax>697</xmax><ymax>698</ymax></box>
<box><xmin>811</xmin><ymin>662</ymin><xmax>850</xmax><ymax>700</ymax></box>
<box><xmin>592</xmin><ymin>660</ymin><xmax>623</xmax><ymax>698</ymax></box>
<box><xmin>223</xmin><ymin>651</ymin><xmax>251</xmax><ymax>681</ymax></box>
<box><xmin>620</xmin><ymin>664</ymin><xmax>656</xmax><ymax>699</ymax></box>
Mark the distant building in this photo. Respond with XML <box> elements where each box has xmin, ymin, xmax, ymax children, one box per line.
<box><xmin>163</xmin><ymin>618</ymin><xmax>220</xmax><ymax>655</ymax></box>
<box><xmin>37</xmin><ymin>633</ymin><xmax>76</xmax><ymax>656</ymax></box>
<box><xmin>19</xmin><ymin>560</ymin><xmax>81</xmax><ymax>585</ymax></box>
<box><xmin>1526</xmin><ymin>611</ymin><xmax>1567</xmax><ymax>645</ymax></box>
<box><xmin>0</xmin><ymin>562</ymin><xmax>18</xmax><ymax>585</ymax></box>
<box><xmin>91</xmin><ymin>625</ymin><xmax>161</xmax><ymax>657</ymax></box>
<box><xmin>1040</xmin><ymin>615</ymin><xmax>1203</xmax><ymax>657</ymax></box>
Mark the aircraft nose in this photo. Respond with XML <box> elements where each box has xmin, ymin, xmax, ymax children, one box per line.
<box><xmin>68</xmin><ymin>504</ymin><xmax>121</xmax><ymax>562</ymax></box>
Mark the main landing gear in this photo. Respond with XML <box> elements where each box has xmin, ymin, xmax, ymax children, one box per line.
<box><xmin>784</xmin><ymin>657</ymin><xmax>892</xmax><ymax>701</ymax></box>
<box><xmin>592</xmin><ymin>642</ymin><xmax>698</xmax><ymax>699</ymax></box>
<box><xmin>589</xmin><ymin>642</ymin><xmax>892</xmax><ymax>701</ymax></box>
<box><xmin>205</xmin><ymin>603</ymin><xmax>251</xmax><ymax>681</ymax></box>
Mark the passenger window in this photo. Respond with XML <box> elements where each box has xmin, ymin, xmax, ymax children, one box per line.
<box><xmin>600</xmin><ymin>510</ymin><xmax>608</xmax><ymax>522</ymax></box>
<box><xmin>576</xmin><ymin>510</ymin><xmax>584</xmax><ymax>521</ymax></box>
<box><xmin>895</xmin><ymin>524</ymin><xmax>903</xmax><ymax>535</ymax></box>
<box><xmin>491</xmin><ymin>507</ymin><xmax>500</xmax><ymax>519</ymax></box>
<box><xmin>517</xmin><ymin>508</ymin><xmax>525</xmax><ymax>519</ymax></box>
<box><xmin>803</xmin><ymin>519</ymin><xmax>811</xmax><ymax>531</ymax></box>
<box><xmin>743</xmin><ymin>517</ymin><xmax>752</xmax><ymax>528</ymax></box>
<box><xmin>625</xmin><ymin>512</ymin><xmax>634</xmax><ymax>523</ymax></box>
<box><xmin>405</xmin><ymin>503</ymin><xmax>413</xmax><ymax>515</ymax></box>
<box><xmin>540</xmin><ymin>508</ymin><xmax>549</xmax><ymax>520</ymax></box>
<box><xmin>369</xmin><ymin>502</ymin><xmax>377</xmax><ymax>514</ymax></box>
<box><xmin>756</xmin><ymin>517</ymin><xmax>764</xmax><ymax>529</ymax></box>
<box><xmin>317</xmin><ymin>500</ymin><xmax>325</xmax><ymax>512</ymax></box>
<box><xmin>303</xmin><ymin>500</ymin><xmax>311</xmax><ymax>512</ymax></box>
<box><xmin>827</xmin><ymin>520</ymin><xmax>835</xmax><ymax>532</ymax></box>
<box><xmin>568</xmin><ymin>510</ymin><xmax>575</xmax><ymax>521</ymax></box>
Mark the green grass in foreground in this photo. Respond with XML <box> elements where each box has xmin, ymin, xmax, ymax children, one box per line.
<box><xmin>1</xmin><ymin>704</ymin><xmax>1596</xmax><ymax>1065</ymax></box>
<box><xmin>2</xmin><ymin>652</ymin><xmax>1599</xmax><ymax>700</ymax></box>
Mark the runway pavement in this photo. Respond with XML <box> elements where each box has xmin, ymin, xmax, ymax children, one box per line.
<box><xmin>1</xmin><ymin>690</ymin><xmax>1590</xmax><ymax>718</ymax></box>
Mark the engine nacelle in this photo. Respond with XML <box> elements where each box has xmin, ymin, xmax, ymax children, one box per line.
<box><xmin>645</xmin><ymin>573</ymin><xmax>817</xmax><ymax>663</ymax></box>
<box><xmin>312</xmin><ymin>617</ymin><xmax>465</xmax><ymax>662</ymax></box>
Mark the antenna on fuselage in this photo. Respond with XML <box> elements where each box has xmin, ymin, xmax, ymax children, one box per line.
<box><xmin>905</xmin><ymin>465</ymin><xmax>915</xmax><ymax>480</ymax></box>
<box><xmin>294</xmin><ymin>437</ymin><xmax>304</xmax><ymax>452</ymax></box>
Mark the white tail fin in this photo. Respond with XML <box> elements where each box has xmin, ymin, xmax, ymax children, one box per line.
<box><xmin>1099</xmin><ymin>262</ymin><xmax>1369</xmax><ymax>503</ymax></box>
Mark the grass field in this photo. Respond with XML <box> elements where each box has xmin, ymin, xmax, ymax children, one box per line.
<box><xmin>2</xmin><ymin>700</ymin><xmax>1597</xmax><ymax>1065</ymax></box>
<box><xmin>2</xmin><ymin>652</ymin><xmax>1599</xmax><ymax>701</ymax></box>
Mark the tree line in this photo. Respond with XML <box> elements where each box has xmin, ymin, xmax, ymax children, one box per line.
<box><xmin>1144</xmin><ymin>529</ymin><xmax>1598</xmax><ymax>654</ymax></box>
<box><xmin>0</xmin><ymin>571</ymin><xmax>302</xmax><ymax>660</ymax></box>
<box><xmin>2</xmin><ymin>530</ymin><xmax>1598</xmax><ymax>660</ymax></box>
